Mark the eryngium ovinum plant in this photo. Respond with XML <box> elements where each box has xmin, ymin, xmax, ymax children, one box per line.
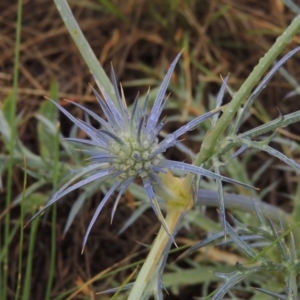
<box><xmin>29</xmin><ymin>0</ymin><xmax>300</xmax><ymax>299</ymax></box>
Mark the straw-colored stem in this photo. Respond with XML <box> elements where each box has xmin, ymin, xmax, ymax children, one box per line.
<box><xmin>128</xmin><ymin>208</ymin><xmax>183</xmax><ymax>300</ymax></box>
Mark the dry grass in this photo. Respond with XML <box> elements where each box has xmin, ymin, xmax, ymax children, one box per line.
<box><xmin>1</xmin><ymin>0</ymin><xmax>300</xmax><ymax>299</ymax></box>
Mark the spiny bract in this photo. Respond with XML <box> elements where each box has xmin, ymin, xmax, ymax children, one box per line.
<box><xmin>32</xmin><ymin>53</ymin><xmax>253</xmax><ymax>249</ymax></box>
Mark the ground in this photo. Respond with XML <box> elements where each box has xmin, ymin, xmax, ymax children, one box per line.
<box><xmin>1</xmin><ymin>0</ymin><xmax>300</xmax><ymax>299</ymax></box>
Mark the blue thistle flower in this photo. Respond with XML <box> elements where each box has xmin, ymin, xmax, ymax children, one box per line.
<box><xmin>31</xmin><ymin>53</ymin><xmax>253</xmax><ymax>250</ymax></box>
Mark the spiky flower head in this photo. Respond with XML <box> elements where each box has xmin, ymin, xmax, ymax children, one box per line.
<box><xmin>32</xmin><ymin>53</ymin><xmax>253</xmax><ymax>249</ymax></box>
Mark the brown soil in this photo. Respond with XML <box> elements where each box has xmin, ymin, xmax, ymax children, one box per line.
<box><xmin>1</xmin><ymin>0</ymin><xmax>300</xmax><ymax>299</ymax></box>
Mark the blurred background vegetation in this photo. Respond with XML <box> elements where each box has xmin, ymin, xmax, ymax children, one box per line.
<box><xmin>1</xmin><ymin>0</ymin><xmax>300</xmax><ymax>299</ymax></box>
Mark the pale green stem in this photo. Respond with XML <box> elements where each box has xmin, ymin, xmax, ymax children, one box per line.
<box><xmin>239</xmin><ymin>110</ymin><xmax>300</xmax><ymax>139</ymax></box>
<box><xmin>3</xmin><ymin>0</ymin><xmax>22</xmax><ymax>298</ymax></box>
<box><xmin>15</xmin><ymin>159</ymin><xmax>26</xmax><ymax>300</ymax></box>
<box><xmin>45</xmin><ymin>122</ymin><xmax>60</xmax><ymax>300</ymax></box>
<box><xmin>53</xmin><ymin>0</ymin><xmax>116</xmax><ymax>102</ymax></box>
<box><xmin>128</xmin><ymin>209</ymin><xmax>183</xmax><ymax>300</ymax></box>
<box><xmin>286</xmin><ymin>273</ymin><xmax>298</xmax><ymax>299</ymax></box>
<box><xmin>22</xmin><ymin>217</ymin><xmax>40</xmax><ymax>300</ymax></box>
<box><xmin>190</xmin><ymin>13</ymin><xmax>300</xmax><ymax>177</ymax></box>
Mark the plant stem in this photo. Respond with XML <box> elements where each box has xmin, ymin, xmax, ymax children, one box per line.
<box><xmin>192</xmin><ymin>13</ymin><xmax>300</xmax><ymax>168</ymax></box>
<box><xmin>2</xmin><ymin>0</ymin><xmax>22</xmax><ymax>298</ymax></box>
<box><xmin>45</xmin><ymin>121</ymin><xmax>60</xmax><ymax>300</ymax></box>
<box><xmin>22</xmin><ymin>217</ymin><xmax>40</xmax><ymax>300</ymax></box>
<box><xmin>197</xmin><ymin>189</ymin><xmax>292</xmax><ymax>226</ymax></box>
<box><xmin>53</xmin><ymin>0</ymin><xmax>115</xmax><ymax>102</ymax></box>
<box><xmin>239</xmin><ymin>109</ymin><xmax>300</xmax><ymax>139</ymax></box>
<box><xmin>128</xmin><ymin>208</ymin><xmax>183</xmax><ymax>300</ymax></box>
<box><xmin>15</xmin><ymin>158</ymin><xmax>26</xmax><ymax>300</ymax></box>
